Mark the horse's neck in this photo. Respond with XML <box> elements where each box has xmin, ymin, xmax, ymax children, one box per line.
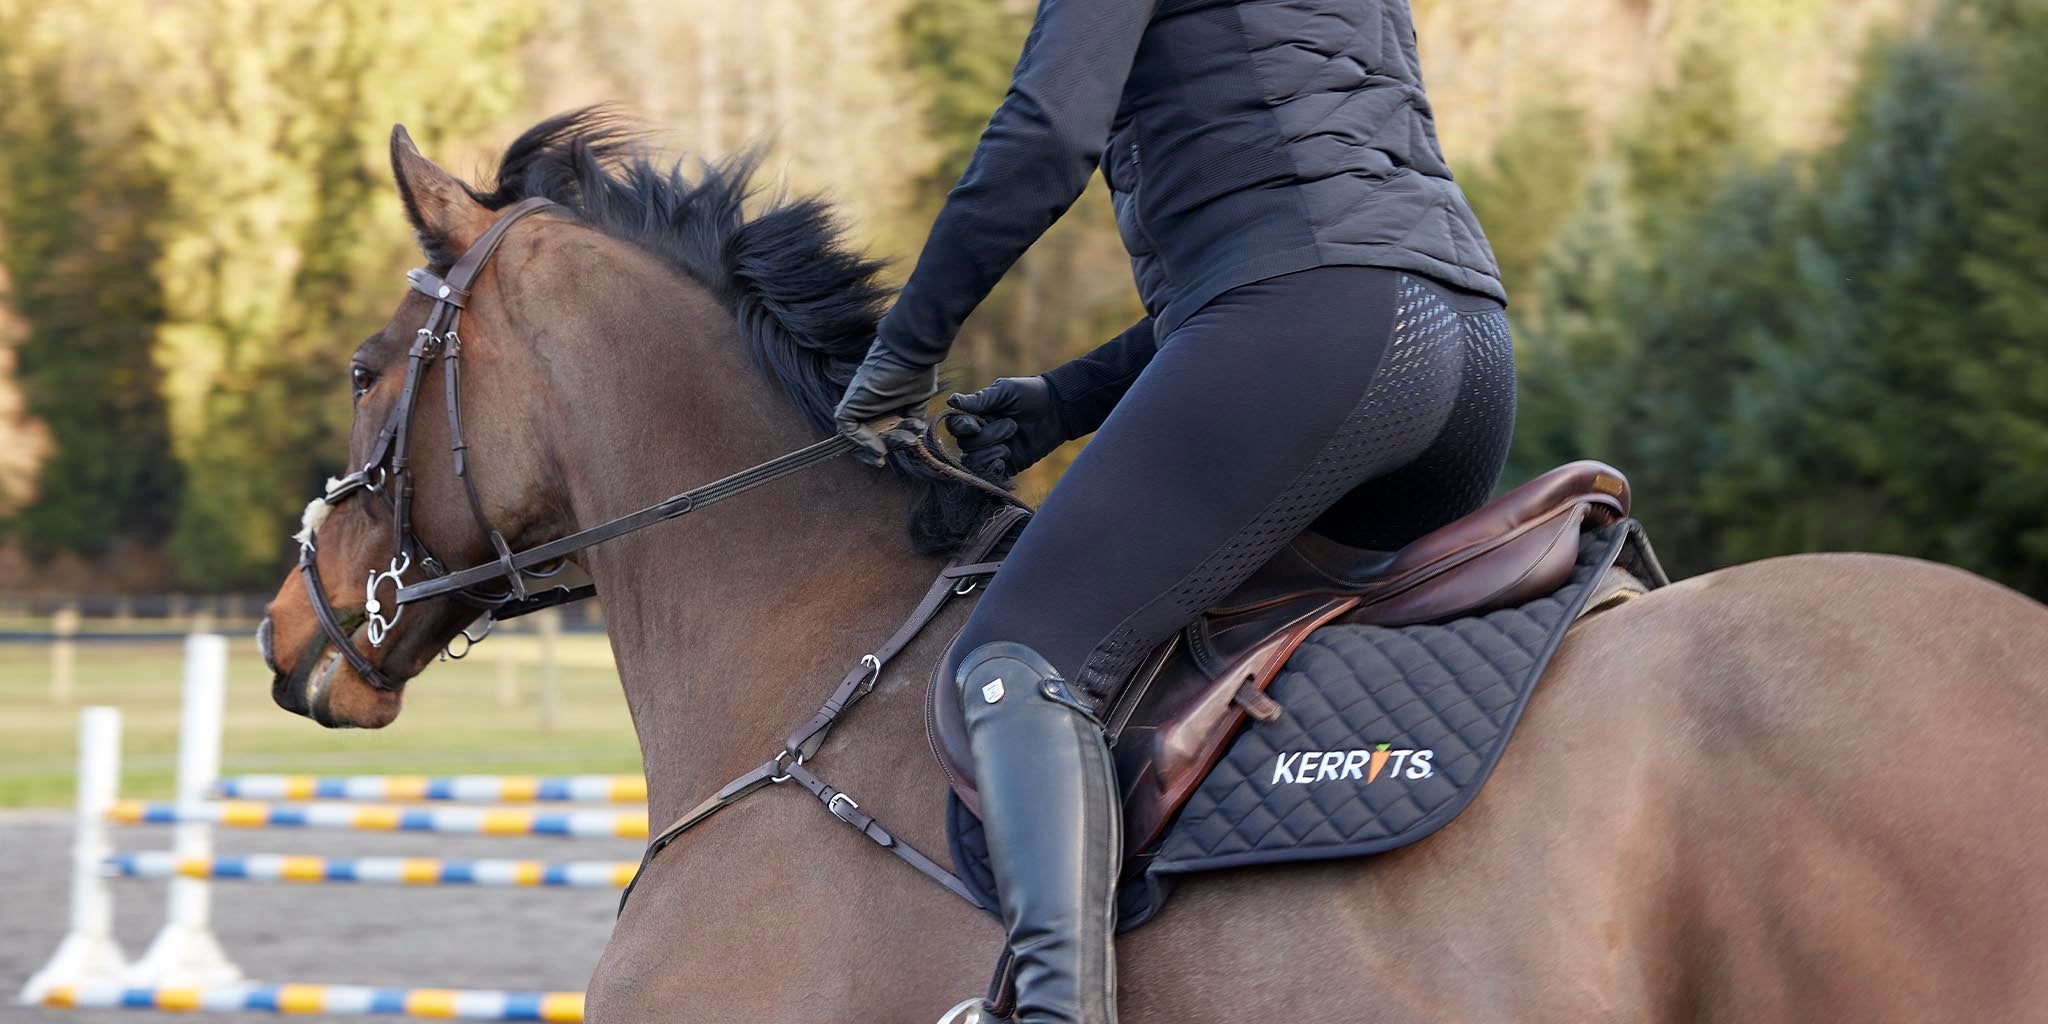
<box><xmin>557</xmin><ymin>363</ymin><xmax>943</xmax><ymax>829</ymax></box>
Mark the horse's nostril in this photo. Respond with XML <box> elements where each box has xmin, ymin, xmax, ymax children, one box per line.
<box><xmin>256</xmin><ymin>617</ymin><xmax>276</xmax><ymax>670</ymax></box>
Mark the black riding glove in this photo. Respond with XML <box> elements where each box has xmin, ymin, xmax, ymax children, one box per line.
<box><xmin>944</xmin><ymin>375</ymin><xmax>1068</xmax><ymax>480</ymax></box>
<box><xmin>834</xmin><ymin>339</ymin><xmax>938</xmax><ymax>466</ymax></box>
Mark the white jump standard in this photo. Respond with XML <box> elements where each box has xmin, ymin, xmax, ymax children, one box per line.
<box><xmin>20</xmin><ymin>707</ymin><xmax>129</xmax><ymax>1004</ymax></box>
<box><xmin>127</xmin><ymin>635</ymin><xmax>242</xmax><ymax>990</ymax></box>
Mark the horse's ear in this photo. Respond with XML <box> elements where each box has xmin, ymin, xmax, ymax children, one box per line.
<box><xmin>390</xmin><ymin>124</ymin><xmax>491</xmax><ymax>262</ymax></box>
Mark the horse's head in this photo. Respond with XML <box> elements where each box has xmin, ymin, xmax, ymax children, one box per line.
<box><xmin>259</xmin><ymin>109</ymin><xmax>1002</xmax><ymax>729</ymax></box>
<box><xmin>260</xmin><ymin>127</ymin><xmax>571</xmax><ymax>728</ymax></box>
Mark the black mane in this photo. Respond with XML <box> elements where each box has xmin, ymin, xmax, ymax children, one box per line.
<box><xmin>463</xmin><ymin>108</ymin><xmax>1007</xmax><ymax>554</ymax></box>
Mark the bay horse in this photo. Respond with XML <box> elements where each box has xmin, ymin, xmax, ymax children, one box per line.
<box><xmin>259</xmin><ymin>111</ymin><xmax>2048</xmax><ymax>1022</ymax></box>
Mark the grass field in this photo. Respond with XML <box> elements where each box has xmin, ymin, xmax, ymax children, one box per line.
<box><xmin>0</xmin><ymin>626</ymin><xmax>640</xmax><ymax>808</ymax></box>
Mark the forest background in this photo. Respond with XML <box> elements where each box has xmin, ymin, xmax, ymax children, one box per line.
<box><xmin>1</xmin><ymin>0</ymin><xmax>2043</xmax><ymax>600</ymax></box>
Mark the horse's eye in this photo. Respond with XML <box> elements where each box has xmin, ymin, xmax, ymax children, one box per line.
<box><xmin>351</xmin><ymin>365</ymin><xmax>375</xmax><ymax>401</ymax></box>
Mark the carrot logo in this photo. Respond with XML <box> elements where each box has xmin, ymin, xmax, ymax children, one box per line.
<box><xmin>1270</xmin><ymin>744</ymin><xmax>1434</xmax><ymax>786</ymax></box>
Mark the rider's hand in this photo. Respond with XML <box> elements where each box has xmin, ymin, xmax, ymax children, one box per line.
<box><xmin>834</xmin><ymin>340</ymin><xmax>938</xmax><ymax>466</ymax></box>
<box><xmin>944</xmin><ymin>375</ymin><xmax>1067</xmax><ymax>480</ymax></box>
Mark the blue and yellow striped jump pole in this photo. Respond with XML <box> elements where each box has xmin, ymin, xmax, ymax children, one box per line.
<box><xmin>213</xmin><ymin>775</ymin><xmax>646</xmax><ymax>804</ymax></box>
<box><xmin>39</xmin><ymin>983</ymin><xmax>584</xmax><ymax>1021</ymax></box>
<box><xmin>107</xmin><ymin>802</ymin><xmax>648</xmax><ymax>839</ymax></box>
<box><xmin>104</xmin><ymin>852</ymin><xmax>639</xmax><ymax>889</ymax></box>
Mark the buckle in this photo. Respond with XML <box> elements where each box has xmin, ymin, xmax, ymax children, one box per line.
<box><xmin>827</xmin><ymin>792</ymin><xmax>861</xmax><ymax>822</ymax></box>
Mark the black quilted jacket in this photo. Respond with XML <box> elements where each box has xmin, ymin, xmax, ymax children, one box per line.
<box><xmin>876</xmin><ymin>0</ymin><xmax>1504</xmax><ymax>370</ymax></box>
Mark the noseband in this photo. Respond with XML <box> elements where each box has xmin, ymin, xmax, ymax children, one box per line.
<box><xmin>296</xmin><ymin>196</ymin><xmax>861</xmax><ymax>690</ymax></box>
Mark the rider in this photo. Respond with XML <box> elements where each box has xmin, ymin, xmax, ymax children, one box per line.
<box><xmin>834</xmin><ymin>1</ymin><xmax>1511</xmax><ymax>1019</ymax></box>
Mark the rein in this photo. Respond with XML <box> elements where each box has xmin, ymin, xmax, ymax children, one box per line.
<box><xmin>395</xmin><ymin>432</ymin><xmax>859</xmax><ymax>604</ymax></box>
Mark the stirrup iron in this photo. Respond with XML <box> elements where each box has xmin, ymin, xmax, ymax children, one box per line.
<box><xmin>937</xmin><ymin>997</ymin><xmax>1002</xmax><ymax>1024</ymax></box>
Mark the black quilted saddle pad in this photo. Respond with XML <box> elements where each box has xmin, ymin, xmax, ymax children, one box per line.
<box><xmin>947</xmin><ymin>519</ymin><xmax>1666</xmax><ymax>931</ymax></box>
<box><xmin>1144</xmin><ymin>520</ymin><xmax>1664</xmax><ymax>880</ymax></box>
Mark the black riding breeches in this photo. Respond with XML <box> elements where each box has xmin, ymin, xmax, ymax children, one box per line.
<box><xmin>952</xmin><ymin>266</ymin><xmax>1516</xmax><ymax>704</ymax></box>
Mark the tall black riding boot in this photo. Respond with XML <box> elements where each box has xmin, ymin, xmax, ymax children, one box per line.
<box><xmin>956</xmin><ymin>641</ymin><xmax>1120</xmax><ymax>1024</ymax></box>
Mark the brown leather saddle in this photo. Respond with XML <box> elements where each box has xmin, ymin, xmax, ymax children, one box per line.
<box><xmin>927</xmin><ymin>460</ymin><xmax>1632</xmax><ymax>854</ymax></box>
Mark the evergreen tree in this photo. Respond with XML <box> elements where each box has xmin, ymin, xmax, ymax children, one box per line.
<box><xmin>1509</xmin><ymin>41</ymin><xmax>1768</xmax><ymax>567</ymax></box>
<box><xmin>899</xmin><ymin>0</ymin><xmax>1035</xmax><ymax>186</ymax></box>
<box><xmin>141</xmin><ymin>0</ymin><xmax>539</xmax><ymax>585</ymax></box>
<box><xmin>0</xmin><ymin>1</ymin><xmax>181</xmax><ymax>560</ymax></box>
<box><xmin>1463</xmin><ymin>102</ymin><xmax>1595</xmax><ymax>302</ymax></box>
<box><xmin>1702</xmin><ymin>32</ymin><xmax>1988</xmax><ymax>567</ymax></box>
<box><xmin>1948</xmin><ymin>0</ymin><xmax>2048</xmax><ymax>593</ymax></box>
<box><xmin>1513</xmin><ymin>6</ymin><xmax>2048</xmax><ymax>595</ymax></box>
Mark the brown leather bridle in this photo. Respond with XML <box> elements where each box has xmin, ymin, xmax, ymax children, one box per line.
<box><xmin>295</xmin><ymin>196</ymin><xmax>859</xmax><ymax>690</ymax></box>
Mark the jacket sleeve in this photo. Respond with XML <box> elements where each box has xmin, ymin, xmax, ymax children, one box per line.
<box><xmin>874</xmin><ymin>0</ymin><xmax>1154</xmax><ymax>367</ymax></box>
<box><xmin>1041</xmin><ymin>316</ymin><xmax>1156</xmax><ymax>440</ymax></box>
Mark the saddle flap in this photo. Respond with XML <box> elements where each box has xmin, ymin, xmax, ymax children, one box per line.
<box><xmin>927</xmin><ymin>623</ymin><xmax>982</xmax><ymax>817</ymax></box>
<box><xmin>1112</xmin><ymin>594</ymin><xmax>1361</xmax><ymax>851</ymax></box>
